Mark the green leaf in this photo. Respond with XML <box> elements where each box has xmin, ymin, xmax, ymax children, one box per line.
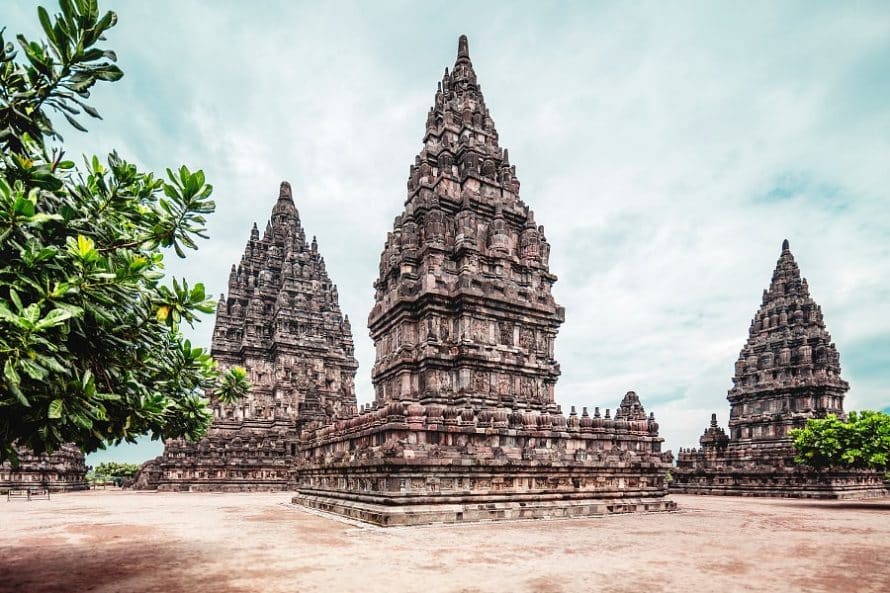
<box><xmin>3</xmin><ymin>360</ymin><xmax>28</xmax><ymax>407</ymax></box>
<box><xmin>82</xmin><ymin>369</ymin><xmax>97</xmax><ymax>397</ymax></box>
<box><xmin>93</xmin><ymin>63</ymin><xmax>123</xmax><ymax>81</ymax></box>
<box><xmin>23</xmin><ymin>303</ymin><xmax>41</xmax><ymax>324</ymax></box>
<box><xmin>13</xmin><ymin>196</ymin><xmax>36</xmax><ymax>217</ymax></box>
<box><xmin>63</xmin><ymin>112</ymin><xmax>88</xmax><ymax>132</ymax></box>
<box><xmin>190</xmin><ymin>282</ymin><xmax>205</xmax><ymax>302</ymax></box>
<box><xmin>34</xmin><ymin>308</ymin><xmax>75</xmax><ymax>330</ymax></box>
<box><xmin>48</xmin><ymin>399</ymin><xmax>64</xmax><ymax>419</ymax></box>
<box><xmin>9</xmin><ymin>289</ymin><xmax>23</xmax><ymax>312</ymax></box>
<box><xmin>24</xmin><ymin>213</ymin><xmax>64</xmax><ymax>225</ymax></box>
<box><xmin>4</xmin><ymin>360</ymin><xmax>21</xmax><ymax>387</ymax></box>
<box><xmin>38</xmin><ymin>7</ymin><xmax>56</xmax><ymax>44</ymax></box>
<box><xmin>77</xmin><ymin>234</ymin><xmax>95</xmax><ymax>257</ymax></box>
<box><xmin>19</xmin><ymin>359</ymin><xmax>47</xmax><ymax>380</ymax></box>
<box><xmin>0</xmin><ymin>303</ymin><xmax>18</xmax><ymax>325</ymax></box>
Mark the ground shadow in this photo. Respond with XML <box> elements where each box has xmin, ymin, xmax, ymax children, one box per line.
<box><xmin>0</xmin><ymin>539</ymin><xmax>249</xmax><ymax>593</ymax></box>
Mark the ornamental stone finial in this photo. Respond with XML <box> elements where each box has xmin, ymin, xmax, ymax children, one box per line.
<box><xmin>457</xmin><ymin>35</ymin><xmax>470</xmax><ymax>62</ymax></box>
<box><xmin>279</xmin><ymin>181</ymin><xmax>292</xmax><ymax>200</ymax></box>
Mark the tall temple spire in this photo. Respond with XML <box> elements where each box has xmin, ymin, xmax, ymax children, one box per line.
<box><xmin>728</xmin><ymin>240</ymin><xmax>848</xmax><ymax>441</ymax></box>
<box><xmin>142</xmin><ymin>181</ymin><xmax>360</xmax><ymax>492</ymax></box>
<box><xmin>294</xmin><ymin>36</ymin><xmax>675</xmax><ymax>523</ymax></box>
<box><xmin>213</xmin><ymin>181</ymin><xmax>358</xmax><ymax>422</ymax></box>
<box><xmin>369</xmin><ymin>35</ymin><xmax>562</xmax><ymax>410</ymax></box>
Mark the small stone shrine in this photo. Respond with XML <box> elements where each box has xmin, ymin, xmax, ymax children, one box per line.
<box><xmin>292</xmin><ymin>36</ymin><xmax>675</xmax><ymax>525</ymax></box>
<box><xmin>672</xmin><ymin>240</ymin><xmax>888</xmax><ymax>498</ymax></box>
<box><xmin>134</xmin><ymin>182</ymin><xmax>358</xmax><ymax>491</ymax></box>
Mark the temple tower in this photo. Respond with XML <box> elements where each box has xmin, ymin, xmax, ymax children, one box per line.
<box><xmin>134</xmin><ymin>182</ymin><xmax>358</xmax><ymax>491</ymax></box>
<box><xmin>370</xmin><ymin>35</ymin><xmax>564</xmax><ymax>411</ymax></box>
<box><xmin>293</xmin><ymin>37</ymin><xmax>674</xmax><ymax>525</ymax></box>
<box><xmin>673</xmin><ymin>241</ymin><xmax>886</xmax><ymax>498</ymax></box>
<box><xmin>727</xmin><ymin>239</ymin><xmax>847</xmax><ymax>443</ymax></box>
<box><xmin>212</xmin><ymin>181</ymin><xmax>358</xmax><ymax>423</ymax></box>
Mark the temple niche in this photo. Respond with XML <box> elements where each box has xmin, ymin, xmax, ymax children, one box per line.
<box><xmin>672</xmin><ymin>240</ymin><xmax>888</xmax><ymax>498</ymax></box>
<box><xmin>292</xmin><ymin>36</ymin><xmax>675</xmax><ymax>525</ymax></box>
<box><xmin>132</xmin><ymin>182</ymin><xmax>358</xmax><ymax>491</ymax></box>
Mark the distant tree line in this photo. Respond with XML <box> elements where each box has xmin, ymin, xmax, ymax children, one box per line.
<box><xmin>87</xmin><ymin>461</ymin><xmax>140</xmax><ymax>486</ymax></box>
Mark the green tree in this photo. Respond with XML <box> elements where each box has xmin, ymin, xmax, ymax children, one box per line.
<box><xmin>0</xmin><ymin>0</ymin><xmax>249</xmax><ymax>465</ymax></box>
<box><xmin>89</xmin><ymin>460</ymin><xmax>140</xmax><ymax>485</ymax></box>
<box><xmin>791</xmin><ymin>410</ymin><xmax>890</xmax><ymax>472</ymax></box>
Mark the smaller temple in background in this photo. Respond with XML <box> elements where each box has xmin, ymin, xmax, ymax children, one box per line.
<box><xmin>672</xmin><ymin>240</ymin><xmax>888</xmax><ymax>498</ymax></box>
<box><xmin>131</xmin><ymin>182</ymin><xmax>358</xmax><ymax>491</ymax></box>
<box><xmin>0</xmin><ymin>445</ymin><xmax>87</xmax><ymax>492</ymax></box>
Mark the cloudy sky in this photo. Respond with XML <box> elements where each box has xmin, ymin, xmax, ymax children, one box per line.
<box><xmin>7</xmin><ymin>1</ymin><xmax>890</xmax><ymax>465</ymax></box>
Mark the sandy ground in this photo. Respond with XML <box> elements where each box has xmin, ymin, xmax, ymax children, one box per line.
<box><xmin>1</xmin><ymin>491</ymin><xmax>888</xmax><ymax>593</ymax></box>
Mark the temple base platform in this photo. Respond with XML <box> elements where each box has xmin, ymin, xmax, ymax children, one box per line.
<box><xmin>292</xmin><ymin>397</ymin><xmax>677</xmax><ymax>526</ymax></box>
<box><xmin>294</xmin><ymin>491</ymin><xmax>675</xmax><ymax>526</ymax></box>
<box><xmin>671</xmin><ymin>469</ymin><xmax>889</xmax><ymax>499</ymax></box>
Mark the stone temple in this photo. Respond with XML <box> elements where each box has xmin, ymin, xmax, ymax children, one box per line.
<box><xmin>0</xmin><ymin>445</ymin><xmax>87</xmax><ymax>492</ymax></box>
<box><xmin>672</xmin><ymin>240</ymin><xmax>888</xmax><ymax>498</ymax></box>
<box><xmin>292</xmin><ymin>36</ymin><xmax>675</xmax><ymax>525</ymax></box>
<box><xmin>132</xmin><ymin>182</ymin><xmax>358</xmax><ymax>491</ymax></box>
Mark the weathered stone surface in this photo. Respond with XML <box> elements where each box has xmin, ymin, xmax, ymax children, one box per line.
<box><xmin>672</xmin><ymin>241</ymin><xmax>889</xmax><ymax>498</ymax></box>
<box><xmin>0</xmin><ymin>444</ymin><xmax>87</xmax><ymax>492</ymax></box>
<box><xmin>294</xmin><ymin>392</ymin><xmax>675</xmax><ymax>525</ymax></box>
<box><xmin>368</xmin><ymin>37</ymin><xmax>563</xmax><ymax>412</ymax></box>
<box><xmin>293</xmin><ymin>36</ymin><xmax>675</xmax><ymax>524</ymax></box>
<box><xmin>297</xmin><ymin>495</ymin><xmax>675</xmax><ymax>527</ymax></box>
<box><xmin>137</xmin><ymin>182</ymin><xmax>358</xmax><ymax>491</ymax></box>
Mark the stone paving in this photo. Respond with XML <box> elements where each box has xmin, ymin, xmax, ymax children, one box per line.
<box><xmin>1</xmin><ymin>491</ymin><xmax>888</xmax><ymax>593</ymax></box>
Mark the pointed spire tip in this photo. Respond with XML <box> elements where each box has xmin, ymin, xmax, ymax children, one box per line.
<box><xmin>782</xmin><ymin>238</ymin><xmax>790</xmax><ymax>251</ymax></box>
<box><xmin>457</xmin><ymin>34</ymin><xmax>470</xmax><ymax>62</ymax></box>
<box><xmin>279</xmin><ymin>181</ymin><xmax>292</xmax><ymax>200</ymax></box>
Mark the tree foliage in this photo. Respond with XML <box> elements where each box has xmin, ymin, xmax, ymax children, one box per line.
<box><xmin>791</xmin><ymin>410</ymin><xmax>890</xmax><ymax>471</ymax></box>
<box><xmin>0</xmin><ymin>0</ymin><xmax>248</xmax><ymax>465</ymax></box>
<box><xmin>90</xmin><ymin>460</ymin><xmax>140</xmax><ymax>481</ymax></box>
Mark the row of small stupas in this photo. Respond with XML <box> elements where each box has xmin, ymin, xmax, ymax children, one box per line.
<box><xmin>19</xmin><ymin>36</ymin><xmax>883</xmax><ymax>510</ymax></box>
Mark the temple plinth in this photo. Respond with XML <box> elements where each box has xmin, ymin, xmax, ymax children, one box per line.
<box><xmin>292</xmin><ymin>36</ymin><xmax>675</xmax><ymax>525</ymax></box>
<box><xmin>131</xmin><ymin>182</ymin><xmax>358</xmax><ymax>492</ymax></box>
<box><xmin>672</xmin><ymin>241</ymin><xmax>888</xmax><ymax>498</ymax></box>
<box><xmin>0</xmin><ymin>445</ymin><xmax>87</xmax><ymax>492</ymax></box>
